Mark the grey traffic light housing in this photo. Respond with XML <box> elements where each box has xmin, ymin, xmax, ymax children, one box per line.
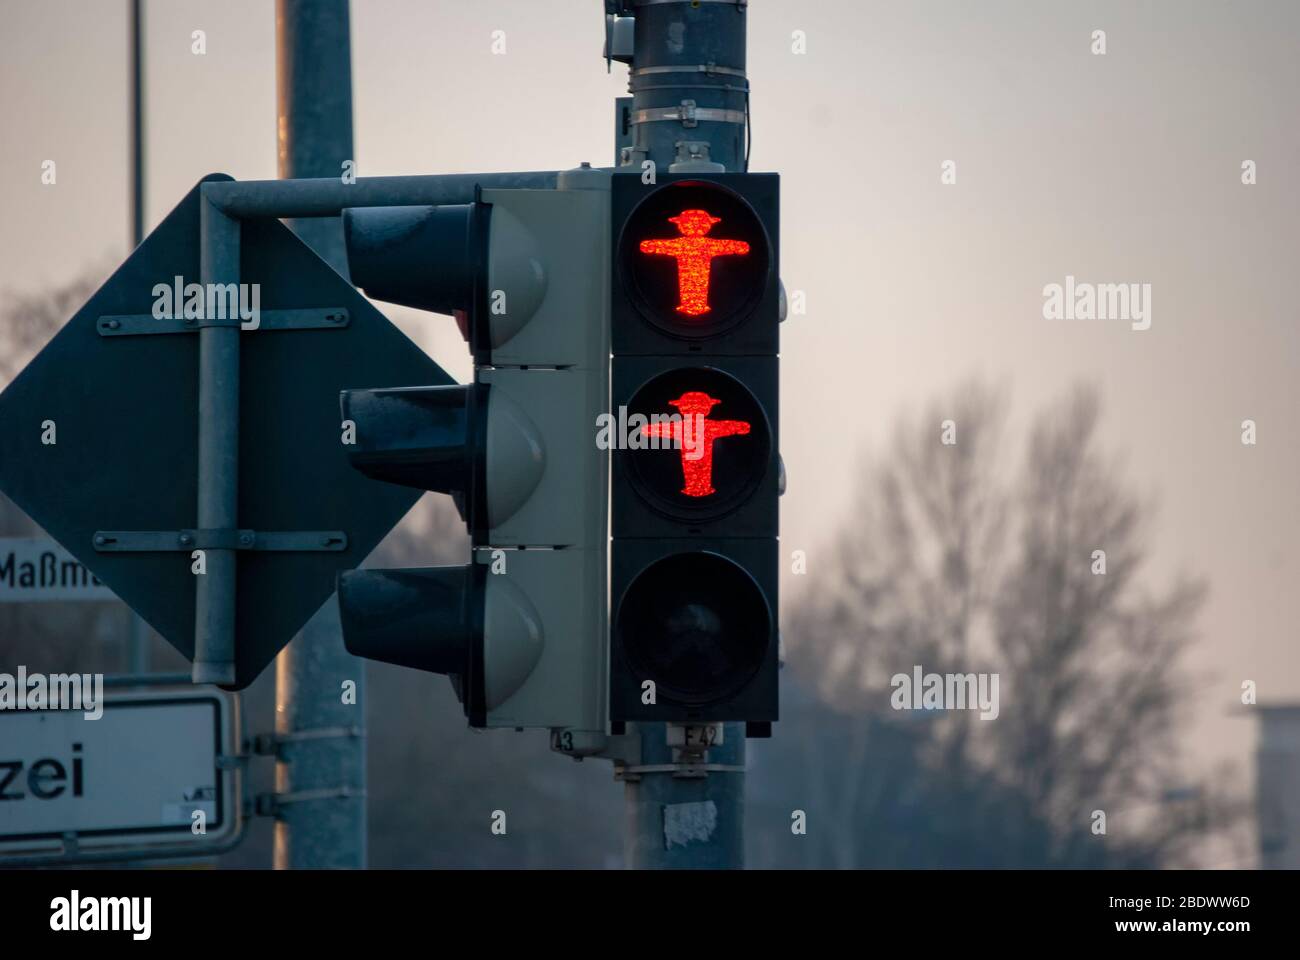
<box><xmin>337</xmin><ymin>546</ymin><xmax>602</xmax><ymax>731</ymax></box>
<box><xmin>345</xmin><ymin>181</ymin><xmax>607</xmax><ymax>369</ymax></box>
<box><xmin>338</xmin><ymin>168</ymin><xmax>611</xmax><ymax>745</ymax></box>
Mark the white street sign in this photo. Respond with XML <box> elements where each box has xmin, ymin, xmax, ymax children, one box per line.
<box><xmin>0</xmin><ymin>687</ymin><xmax>243</xmax><ymax>861</ymax></box>
<box><xmin>0</xmin><ymin>537</ymin><xmax>116</xmax><ymax>602</ymax></box>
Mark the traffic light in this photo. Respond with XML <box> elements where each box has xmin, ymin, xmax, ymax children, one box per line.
<box><xmin>608</xmin><ymin>172</ymin><xmax>780</xmax><ymax>734</ymax></box>
<box><xmin>335</xmin><ymin>167</ymin><xmax>609</xmax><ymax>750</ymax></box>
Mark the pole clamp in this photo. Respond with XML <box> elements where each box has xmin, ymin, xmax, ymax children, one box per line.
<box><xmin>253</xmin><ymin>726</ymin><xmax>364</xmax><ymax>758</ymax></box>
<box><xmin>630</xmin><ymin>100</ymin><xmax>747</xmax><ymax>128</ymax></box>
<box><xmin>634</xmin><ymin>0</ymin><xmax>746</xmax><ymax>6</ymax></box>
<box><xmin>614</xmin><ymin>762</ymin><xmax>745</xmax><ymax>782</ymax></box>
<box><xmin>254</xmin><ymin>786</ymin><xmax>365</xmax><ymax>818</ymax></box>
<box><xmin>631</xmin><ymin>63</ymin><xmax>747</xmax><ymax>80</ymax></box>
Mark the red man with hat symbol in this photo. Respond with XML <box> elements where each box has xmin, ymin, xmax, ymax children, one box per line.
<box><xmin>638</xmin><ymin>209</ymin><xmax>750</xmax><ymax>317</ymax></box>
<box><xmin>641</xmin><ymin>391</ymin><xmax>751</xmax><ymax>498</ymax></box>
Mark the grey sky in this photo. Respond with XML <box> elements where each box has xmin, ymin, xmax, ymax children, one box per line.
<box><xmin>1</xmin><ymin>0</ymin><xmax>1296</xmax><ymax>781</ymax></box>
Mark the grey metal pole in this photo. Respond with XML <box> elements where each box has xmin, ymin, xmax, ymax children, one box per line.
<box><xmin>616</xmin><ymin>0</ymin><xmax>751</xmax><ymax>870</ymax></box>
<box><xmin>620</xmin><ymin>0</ymin><xmax>749</xmax><ymax>173</ymax></box>
<box><xmin>206</xmin><ymin>171</ymin><xmax>560</xmax><ymax>219</ymax></box>
<box><xmin>275</xmin><ymin>0</ymin><xmax>353</xmax><ymax>278</ymax></box>
<box><xmin>126</xmin><ymin>0</ymin><xmax>151</xmax><ymax>676</ymax></box>
<box><xmin>191</xmin><ymin>199</ymin><xmax>240</xmax><ymax>686</ymax></box>
<box><xmin>129</xmin><ymin>0</ymin><xmax>144</xmax><ymax>249</ymax></box>
<box><xmin>271</xmin><ymin>0</ymin><xmax>366</xmax><ymax>870</ymax></box>
<box><xmin>624</xmin><ymin>729</ymin><xmax>745</xmax><ymax>869</ymax></box>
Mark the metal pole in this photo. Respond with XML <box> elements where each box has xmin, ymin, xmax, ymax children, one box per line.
<box><xmin>205</xmin><ymin>171</ymin><xmax>560</xmax><ymax>219</ymax></box>
<box><xmin>272</xmin><ymin>0</ymin><xmax>366</xmax><ymax>870</ymax></box>
<box><xmin>129</xmin><ymin>0</ymin><xmax>144</xmax><ymax>248</ymax></box>
<box><xmin>620</xmin><ymin>0</ymin><xmax>749</xmax><ymax>174</ymax></box>
<box><xmin>616</xmin><ymin>0</ymin><xmax>750</xmax><ymax>870</ymax></box>
<box><xmin>275</xmin><ymin>0</ymin><xmax>354</xmax><ymax>278</ymax></box>
<box><xmin>191</xmin><ymin>198</ymin><xmax>240</xmax><ymax>686</ymax></box>
<box><xmin>126</xmin><ymin>0</ymin><xmax>151</xmax><ymax>675</ymax></box>
<box><xmin>624</xmin><ymin>729</ymin><xmax>745</xmax><ymax>869</ymax></box>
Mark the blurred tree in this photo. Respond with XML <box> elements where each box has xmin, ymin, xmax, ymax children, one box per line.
<box><xmin>758</xmin><ymin>382</ymin><xmax>1242</xmax><ymax>868</ymax></box>
<box><xmin>0</xmin><ymin>270</ymin><xmax>104</xmax><ymax>385</ymax></box>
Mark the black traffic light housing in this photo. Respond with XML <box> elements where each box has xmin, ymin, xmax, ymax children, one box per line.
<box><xmin>610</xmin><ymin>356</ymin><xmax>778</xmax><ymax>538</ymax></box>
<box><xmin>611</xmin><ymin>173</ymin><xmax>778</xmax><ymax>356</ymax></box>
<box><xmin>609</xmin><ymin>171</ymin><xmax>780</xmax><ymax>731</ymax></box>
<box><xmin>610</xmin><ymin>539</ymin><xmax>777</xmax><ymax>724</ymax></box>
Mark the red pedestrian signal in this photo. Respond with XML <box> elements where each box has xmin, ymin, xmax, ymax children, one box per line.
<box><xmin>617</xmin><ymin>179</ymin><xmax>771</xmax><ymax>342</ymax></box>
<box><xmin>622</xmin><ymin>366</ymin><xmax>770</xmax><ymax>522</ymax></box>
<box><xmin>638</xmin><ymin>209</ymin><xmax>750</xmax><ymax>317</ymax></box>
<box><xmin>610</xmin><ymin>172</ymin><xmax>780</xmax><ymax>732</ymax></box>
<box><xmin>640</xmin><ymin>391</ymin><xmax>751</xmax><ymax>497</ymax></box>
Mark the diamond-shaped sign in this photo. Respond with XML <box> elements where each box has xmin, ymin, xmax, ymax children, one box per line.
<box><xmin>0</xmin><ymin>175</ymin><xmax>450</xmax><ymax>687</ymax></box>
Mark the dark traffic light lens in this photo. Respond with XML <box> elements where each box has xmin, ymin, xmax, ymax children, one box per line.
<box><xmin>337</xmin><ymin>566</ymin><xmax>482</xmax><ymax>676</ymax></box>
<box><xmin>617</xmin><ymin>552</ymin><xmax>771</xmax><ymax>705</ymax></box>
<box><xmin>622</xmin><ymin>366</ymin><xmax>771</xmax><ymax>521</ymax></box>
<box><xmin>339</xmin><ymin>383</ymin><xmax>489</xmax><ymax>530</ymax></box>
<box><xmin>619</xmin><ymin>180</ymin><xmax>771</xmax><ymax>339</ymax></box>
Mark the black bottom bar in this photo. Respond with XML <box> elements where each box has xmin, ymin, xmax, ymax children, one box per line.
<box><xmin>0</xmin><ymin>867</ymin><xmax>1280</xmax><ymax>946</ymax></box>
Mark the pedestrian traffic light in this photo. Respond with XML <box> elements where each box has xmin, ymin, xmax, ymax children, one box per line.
<box><xmin>335</xmin><ymin>167</ymin><xmax>610</xmax><ymax>748</ymax></box>
<box><xmin>608</xmin><ymin>172</ymin><xmax>780</xmax><ymax>734</ymax></box>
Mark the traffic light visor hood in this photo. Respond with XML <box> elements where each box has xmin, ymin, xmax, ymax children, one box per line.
<box><xmin>343</xmin><ymin>203</ymin><xmax>486</xmax><ymax>317</ymax></box>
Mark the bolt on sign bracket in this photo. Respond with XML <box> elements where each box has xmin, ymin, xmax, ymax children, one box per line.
<box><xmin>96</xmin><ymin>307</ymin><xmax>350</xmax><ymax>336</ymax></box>
<box><xmin>93</xmin><ymin>530</ymin><xmax>347</xmax><ymax>552</ymax></box>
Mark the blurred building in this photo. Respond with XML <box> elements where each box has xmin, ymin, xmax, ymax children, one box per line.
<box><xmin>1255</xmin><ymin>704</ymin><xmax>1300</xmax><ymax>869</ymax></box>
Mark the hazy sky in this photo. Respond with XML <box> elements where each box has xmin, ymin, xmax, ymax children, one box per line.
<box><xmin>2</xmin><ymin>0</ymin><xmax>1297</xmax><ymax>789</ymax></box>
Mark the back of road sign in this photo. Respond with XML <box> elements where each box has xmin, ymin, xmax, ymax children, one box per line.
<box><xmin>0</xmin><ymin>177</ymin><xmax>450</xmax><ymax>687</ymax></box>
